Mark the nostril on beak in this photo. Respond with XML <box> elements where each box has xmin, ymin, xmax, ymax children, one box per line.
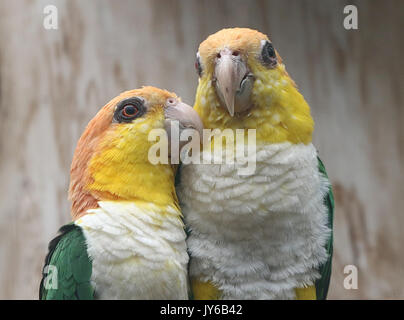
<box><xmin>166</xmin><ymin>98</ymin><xmax>177</xmax><ymax>107</ymax></box>
<box><xmin>216</xmin><ymin>48</ymin><xmax>240</xmax><ymax>60</ymax></box>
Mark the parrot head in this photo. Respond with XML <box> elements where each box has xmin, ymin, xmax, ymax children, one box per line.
<box><xmin>194</xmin><ymin>28</ymin><xmax>314</xmax><ymax>144</ymax></box>
<box><xmin>69</xmin><ymin>86</ymin><xmax>203</xmax><ymax>219</ymax></box>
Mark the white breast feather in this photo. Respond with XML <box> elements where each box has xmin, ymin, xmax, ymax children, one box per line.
<box><xmin>177</xmin><ymin>142</ymin><xmax>331</xmax><ymax>299</ymax></box>
<box><xmin>76</xmin><ymin>202</ymin><xmax>189</xmax><ymax>299</ymax></box>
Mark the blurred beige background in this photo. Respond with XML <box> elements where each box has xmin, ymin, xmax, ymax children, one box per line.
<box><xmin>0</xmin><ymin>0</ymin><xmax>402</xmax><ymax>299</ymax></box>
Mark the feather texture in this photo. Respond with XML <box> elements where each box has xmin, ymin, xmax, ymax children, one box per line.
<box><xmin>39</xmin><ymin>224</ymin><xmax>94</xmax><ymax>300</ymax></box>
<box><xmin>76</xmin><ymin>201</ymin><xmax>189</xmax><ymax>299</ymax></box>
<box><xmin>177</xmin><ymin>142</ymin><xmax>331</xmax><ymax>299</ymax></box>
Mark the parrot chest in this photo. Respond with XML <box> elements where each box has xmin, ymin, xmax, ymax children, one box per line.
<box><xmin>76</xmin><ymin>201</ymin><xmax>189</xmax><ymax>299</ymax></box>
<box><xmin>178</xmin><ymin>142</ymin><xmax>330</xmax><ymax>299</ymax></box>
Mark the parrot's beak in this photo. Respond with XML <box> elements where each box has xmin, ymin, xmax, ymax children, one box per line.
<box><xmin>214</xmin><ymin>48</ymin><xmax>254</xmax><ymax>117</ymax></box>
<box><xmin>164</xmin><ymin>98</ymin><xmax>204</xmax><ymax>156</ymax></box>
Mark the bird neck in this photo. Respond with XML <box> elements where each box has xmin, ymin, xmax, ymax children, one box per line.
<box><xmin>70</xmin><ymin>145</ymin><xmax>178</xmax><ymax>220</ymax></box>
<box><xmin>88</xmin><ymin>156</ymin><xmax>177</xmax><ymax>204</ymax></box>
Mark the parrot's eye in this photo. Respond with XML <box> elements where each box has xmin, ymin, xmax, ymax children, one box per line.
<box><xmin>114</xmin><ymin>97</ymin><xmax>144</xmax><ymax>123</ymax></box>
<box><xmin>195</xmin><ymin>52</ymin><xmax>203</xmax><ymax>77</ymax></box>
<box><xmin>260</xmin><ymin>40</ymin><xmax>277</xmax><ymax>68</ymax></box>
<box><xmin>122</xmin><ymin>105</ymin><xmax>138</xmax><ymax>117</ymax></box>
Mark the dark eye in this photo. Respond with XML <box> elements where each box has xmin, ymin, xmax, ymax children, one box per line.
<box><xmin>114</xmin><ymin>97</ymin><xmax>144</xmax><ymax>123</ymax></box>
<box><xmin>260</xmin><ymin>40</ymin><xmax>277</xmax><ymax>68</ymax></box>
<box><xmin>122</xmin><ymin>105</ymin><xmax>139</xmax><ymax>118</ymax></box>
<box><xmin>195</xmin><ymin>52</ymin><xmax>202</xmax><ymax>77</ymax></box>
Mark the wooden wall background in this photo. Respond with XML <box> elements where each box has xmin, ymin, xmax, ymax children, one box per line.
<box><xmin>0</xmin><ymin>0</ymin><xmax>402</xmax><ymax>299</ymax></box>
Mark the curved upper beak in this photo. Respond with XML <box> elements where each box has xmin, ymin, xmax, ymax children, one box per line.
<box><xmin>214</xmin><ymin>48</ymin><xmax>253</xmax><ymax>117</ymax></box>
<box><xmin>164</xmin><ymin>100</ymin><xmax>203</xmax><ymax>136</ymax></box>
<box><xmin>164</xmin><ymin>99</ymin><xmax>203</xmax><ymax>156</ymax></box>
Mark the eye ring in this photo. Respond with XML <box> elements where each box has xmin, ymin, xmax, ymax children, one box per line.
<box><xmin>114</xmin><ymin>97</ymin><xmax>145</xmax><ymax>123</ymax></box>
<box><xmin>260</xmin><ymin>40</ymin><xmax>277</xmax><ymax>68</ymax></box>
<box><xmin>195</xmin><ymin>52</ymin><xmax>203</xmax><ymax>77</ymax></box>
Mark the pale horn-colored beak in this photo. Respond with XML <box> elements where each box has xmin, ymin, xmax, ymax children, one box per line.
<box><xmin>164</xmin><ymin>98</ymin><xmax>203</xmax><ymax>137</ymax></box>
<box><xmin>164</xmin><ymin>98</ymin><xmax>203</xmax><ymax>159</ymax></box>
<box><xmin>214</xmin><ymin>48</ymin><xmax>253</xmax><ymax>117</ymax></box>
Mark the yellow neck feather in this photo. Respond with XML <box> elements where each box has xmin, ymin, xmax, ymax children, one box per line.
<box><xmin>86</xmin><ymin>122</ymin><xmax>178</xmax><ymax>210</ymax></box>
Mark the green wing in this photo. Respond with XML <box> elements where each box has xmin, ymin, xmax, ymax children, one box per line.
<box><xmin>39</xmin><ymin>223</ymin><xmax>94</xmax><ymax>300</ymax></box>
<box><xmin>315</xmin><ymin>157</ymin><xmax>334</xmax><ymax>300</ymax></box>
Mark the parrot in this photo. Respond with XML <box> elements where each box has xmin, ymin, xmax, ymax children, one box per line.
<box><xmin>177</xmin><ymin>28</ymin><xmax>334</xmax><ymax>300</ymax></box>
<box><xmin>39</xmin><ymin>86</ymin><xmax>203</xmax><ymax>299</ymax></box>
